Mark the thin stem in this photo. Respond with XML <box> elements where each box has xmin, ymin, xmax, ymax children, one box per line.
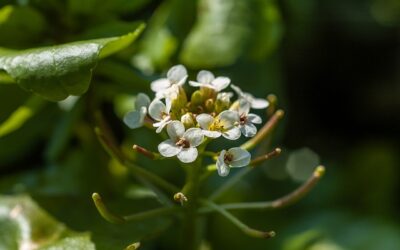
<box><xmin>94</xmin><ymin>112</ymin><xmax>179</xmax><ymax>195</ymax></box>
<box><xmin>133</xmin><ymin>144</ymin><xmax>163</xmax><ymax>160</ymax></box>
<box><xmin>200</xmin><ymin>199</ymin><xmax>275</xmax><ymax>239</ymax></box>
<box><xmin>92</xmin><ymin>193</ymin><xmax>125</xmax><ymax>224</ymax></box>
<box><xmin>200</xmin><ymin>166</ymin><xmax>325</xmax><ymax>213</ymax></box>
<box><xmin>209</xmin><ymin>148</ymin><xmax>282</xmax><ymax>201</ymax></box>
<box><xmin>202</xmin><ymin>151</ymin><xmax>217</xmax><ymax>158</ymax></box>
<box><xmin>209</xmin><ymin>168</ymin><xmax>251</xmax><ymax>201</ymax></box>
<box><xmin>249</xmin><ymin>148</ymin><xmax>282</xmax><ymax>167</ymax></box>
<box><xmin>241</xmin><ymin>109</ymin><xmax>284</xmax><ymax>151</ymax></box>
<box><xmin>92</xmin><ymin>193</ymin><xmax>180</xmax><ymax>224</ymax></box>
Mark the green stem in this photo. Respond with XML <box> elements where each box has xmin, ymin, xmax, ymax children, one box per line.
<box><xmin>92</xmin><ymin>193</ymin><xmax>180</xmax><ymax>224</ymax></box>
<box><xmin>181</xmin><ymin>160</ymin><xmax>202</xmax><ymax>250</ymax></box>
<box><xmin>200</xmin><ymin>199</ymin><xmax>275</xmax><ymax>239</ymax></box>
<box><xmin>200</xmin><ymin>166</ymin><xmax>325</xmax><ymax>213</ymax></box>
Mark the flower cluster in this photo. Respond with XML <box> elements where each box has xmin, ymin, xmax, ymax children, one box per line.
<box><xmin>124</xmin><ymin>65</ymin><xmax>269</xmax><ymax>176</ymax></box>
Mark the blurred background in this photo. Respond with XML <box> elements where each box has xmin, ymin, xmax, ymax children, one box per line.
<box><xmin>0</xmin><ymin>0</ymin><xmax>399</xmax><ymax>249</ymax></box>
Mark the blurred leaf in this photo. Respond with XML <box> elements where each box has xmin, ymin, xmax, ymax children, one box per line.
<box><xmin>0</xmin><ymin>195</ymin><xmax>95</xmax><ymax>250</ymax></box>
<box><xmin>0</xmin><ymin>5</ymin><xmax>45</xmax><ymax>48</ymax></box>
<box><xmin>248</xmin><ymin>0</ymin><xmax>283</xmax><ymax>60</ymax></box>
<box><xmin>180</xmin><ymin>0</ymin><xmax>282</xmax><ymax>68</ymax></box>
<box><xmin>0</xmin><ymin>23</ymin><xmax>145</xmax><ymax>101</ymax></box>
<box><xmin>180</xmin><ymin>0</ymin><xmax>251</xmax><ymax>68</ymax></box>
<box><xmin>0</xmin><ymin>95</ymin><xmax>46</xmax><ymax>138</ymax></box>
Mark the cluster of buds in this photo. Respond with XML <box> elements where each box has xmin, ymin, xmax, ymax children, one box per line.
<box><xmin>123</xmin><ymin>65</ymin><xmax>270</xmax><ymax>176</ymax></box>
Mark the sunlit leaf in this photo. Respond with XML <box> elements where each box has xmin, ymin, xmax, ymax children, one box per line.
<box><xmin>0</xmin><ymin>23</ymin><xmax>145</xmax><ymax>101</ymax></box>
<box><xmin>0</xmin><ymin>195</ymin><xmax>95</xmax><ymax>250</ymax></box>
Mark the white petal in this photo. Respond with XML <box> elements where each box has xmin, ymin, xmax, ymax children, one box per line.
<box><xmin>251</xmin><ymin>98</ymin><xmax>269</xmax><ymax>109</ymax></box>
<box><xmin>196</xmin><ymin>113</ymin><xmax>214</xmax><ymax>129</ymax></box>
<box><xmin>167</xmin><ymin>65</ymin><xmax>187</xmax><ymax>85</ymax></box>
<box><xmin>228</xmin><ymin>147</ymin><xmax>251</xmax><ymax>168</ymax></box>
<box><xmin>155</xmin><ymin>119</ymin><xmax>171</xmax><ymax>133</ymax></box>
<box><xmin>247</xmin><ymin>113</ymin><xmax>262</xmax><ymax>124</ymax></box>
<box><xmin>151</xmin><ymin>78</ymin><xmax>170</xmax><ymax>92</ymax></box>
<box><xmin>177</xmin><ymin>147</ymin><xmax>198</xmax><ymax>163</ymax></box>
<box><xmin>183</xmin><ymin>128</ymin><xmax>204</xmax><ymax>147</ymax></box>
<box><xmin>230</xmin><ymin>84</ymin><xmax>244</xmax><ymax>96</ymax></box>
<box><xmin>167</xmin><ymin>121</ymin><xmax>185</xmax><ymax>141</ymax></box>
<box><xmin>158</xmin><ymin>139</ymin><xmax>181</xmax><ymax>157</ymax></box>
<box><xmin>217</xmin><ymin>92</ymin><xmax>233</xmax><ymax>102</ymax></box>
<box><xmin>218</xmin><ymin>110</ymin><xmax>239</xmax><ymax>129</ymax></box>
<box><xmin>223</xmin><ymin>127</ymin><xmax>241</xmax><ymax>140</ymax></box>
<box><xmin>238</xmin><ymin>99</ymin><xmax>251</xmax><ymax>115</ymax></box>
<box><xmin>165</xmin><ymin>97</ymin><xmax>172</xmax><ymax>113</ymax></box>
<box><xmin>197</xmin><ymin>70</ymin><xmax>215</xmax><ymax>84</ymax></box>
<box><xmin>240</xmin><ymin>123</ymin><xmax>257</xmax><ymax>137</ymax></box>
<box><xmin>123</xmin><ymin>107</ymin><xmax>146</xmax><ymax>129</ymax></box>
<box><xmin>148</xmin><ymin>99</ymin><xmax>166</xmax><ymax>121</ymax></box>
<box><xmin>202</xmin><ymin>130</ymin><xmax>222</xmax><ymax>138</ymax></box>
<box><xmin>135</xmin><ymin>93</ymin><xmax>151</xmax><ymax>109</ymax></box>
<box><xmin>189</xmin><ymin>81</ymin><xmax>206</xmax><ymax>88</ymax></box>
<box><xmin>211</xmin><ymin>77</ymin><xmax>230</xmax><ymax>92</ymax></box>
<box><xmin>216</xmin><ymin>150</ymin><xmax>230</xmax><ymax>177</ymax></box>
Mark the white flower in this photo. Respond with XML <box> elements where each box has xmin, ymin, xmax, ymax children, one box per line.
<box><xmin>231</xmin><ymin>84</ymin><xmax>269</xmax><ymax>109</ymax></box>
<box><xmin>196</xmin><ymin>110</ymin><xmax>241</xmax><ymax>140</ymax></box>
<box><xmin>148</xmin><ymin>98</ymin><xmax>172</xmax><ymax>133</ymax></box>
<box><xmin>158</xmin><ymin>121</ymin><xmax>204</xmax><ymax>163</ymax></box>
<box><xmin>217</xmin><ymin>92</ymin><xmax>233</xmax><ymax>103</ymax></box>
<box><xmin>237</xmin><ymin>100</ymin><xmax>262</xmax><ymax>137</ymax></box>
<box><xmin>216</xmin><ymin>147</ymin><xmax>251</xmax><ymax>176</ymax></box>
<box><xmin>151</xmin><ymin>65</ymin><xmax>187</xmax><ymax>99</ymax></box>
<box><xmin>123</xmin><ymin>93</ymin><xmax>151</xmax><ymax>129</ymax></box>
<box><xmin>189</xmin><ymin>70</ymin><xmax>230</xmax><ymax>92</ymax></box>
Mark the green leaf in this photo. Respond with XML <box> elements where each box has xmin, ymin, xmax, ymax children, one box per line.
<box><xmin>180</xmin><ymin>0</ymin><xmax>252</xmax><ymax>68</ymax></box>
<box><xmin>0</xmin><ymin>23</ymin><xmax>145</xmax><ymax>101</ymax></box>
<box><xmin>180</xmin><ymin>0</ymin><xmax>282</xmax><ymax>68</ymax></box>
<box><xmin>0</xmin><ymin>195</ymin><xmax>95</xmax><ymax>250</ymax></box>
<box><xmin>0</xmin><ymin>95</ymin><xmax>46</xmax><ymax>138</ymax></box>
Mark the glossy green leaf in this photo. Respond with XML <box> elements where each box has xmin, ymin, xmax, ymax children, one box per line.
<box><xmin>0</xmin><ymin>23</ymin><xmax>145</xmax><ymax>101</ymax></box>
<box><xmin>0</xmin><ymin>195</ymin><xmax>95</xmax><ymax>250</ymax></box>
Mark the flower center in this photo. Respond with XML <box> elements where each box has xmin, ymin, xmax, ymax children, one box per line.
<box><xmin>239</xmin><ymin>114</ymin><xmax>247</xmax><ymax>125</ymax></box>
<box><xmin>176</xmin><ymin>138</ymin><xmax>190</xmax><ymax>148</ymax></box>
<box><xmin>224</xmin><ymin>152</ymin><xmax>234</xmax><ymax>163</ymax></box>
<box><xmin>209</xmin><ymin>119</ymin><xmax>224</xmax><ymax>131</ymax></box>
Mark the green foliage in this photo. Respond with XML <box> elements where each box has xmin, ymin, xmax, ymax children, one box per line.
<box><xmin>0</xmin><ymin>24</ymin><xmax>144</xmax><ymax>101</ymax></box>
<box><xmin>0</xmin><ymin>195</ymin><xmax>95</xmax><ymax>250</ymax></box>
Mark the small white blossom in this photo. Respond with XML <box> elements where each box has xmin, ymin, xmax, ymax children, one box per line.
<box><xmin>196</xmin><ymin>110</ymin><xmax>241</xmax><ymax>140</ymax></box>
<box><xmin>216</xmin><ymin>147</ymin><xmax>251</xmax><ymax>176</ymax></box>
<box><xmin>123</xmin><ymin>93</ymin><xmax>151</xmax><ymax>129</ymax></box>
<box><xmin>237</xmin><ymin>100</ymin><xmax>262</xmax><ymax>137</ymax></box>
<box><xmin>189</xmin><ymin>70</ymin><xmax>230</xmax><ymax>92</ymax></box>
<box><xmin>231</xmin><ymin>84</ymin><xmax>269</xmax><ymax>109</ymax></box>
<box><xmin>151</xmin><ymin>65</ymin><xmax>187</xmax><ymax>99</ymax></box>
<box><xmin>217</xmin><ymin>92</ymin><xmax>233</xmax><ymax>103</ymax></box>
<box><xmin>148</xmin><ymin>98</ymin><xmax>172</xmax><ymax>133</ymax></box>
<box><xmin>158</xmin><ymin>121</ymin><xmax>204</xmax><ymax>163</ymax></box>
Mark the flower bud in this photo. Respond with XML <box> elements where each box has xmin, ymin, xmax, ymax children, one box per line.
<box><xmin>191</xmin><ymin>90</ymin><xmax>204</xmax><ymax>106</ymax></box>
<box><xmin>215</xmin><ymin>92</ymin><xmax>232</xmax><ymax>113</ymax></box>
<box><xmin>181</xmin><ymin>112</ymin><xmax>195</xmax><ymax>128</ymax></box>
<box><xmin>205</xmin><ymin>98</ymin><xmax>215</xmax><ymax>112</ymax></box>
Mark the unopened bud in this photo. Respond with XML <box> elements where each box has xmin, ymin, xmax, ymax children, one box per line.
<box><xmin>215</xmin><ymin>92</ymin><xmax>232</xmax><ymax>113</ymax></box>
<box><xmin>205</xmin><ymin>98</ymin><xmax>215</xmax><ymax>112</ymax></box>
<box><xmin>191</xmin><ymin>90</ymin><xmax>204</xmax><ymax>105</ymax></box>
<box><xmin>181</xmin><ymin>113</ymin><xmax>195</xmax><ymax>128</ymax></box>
